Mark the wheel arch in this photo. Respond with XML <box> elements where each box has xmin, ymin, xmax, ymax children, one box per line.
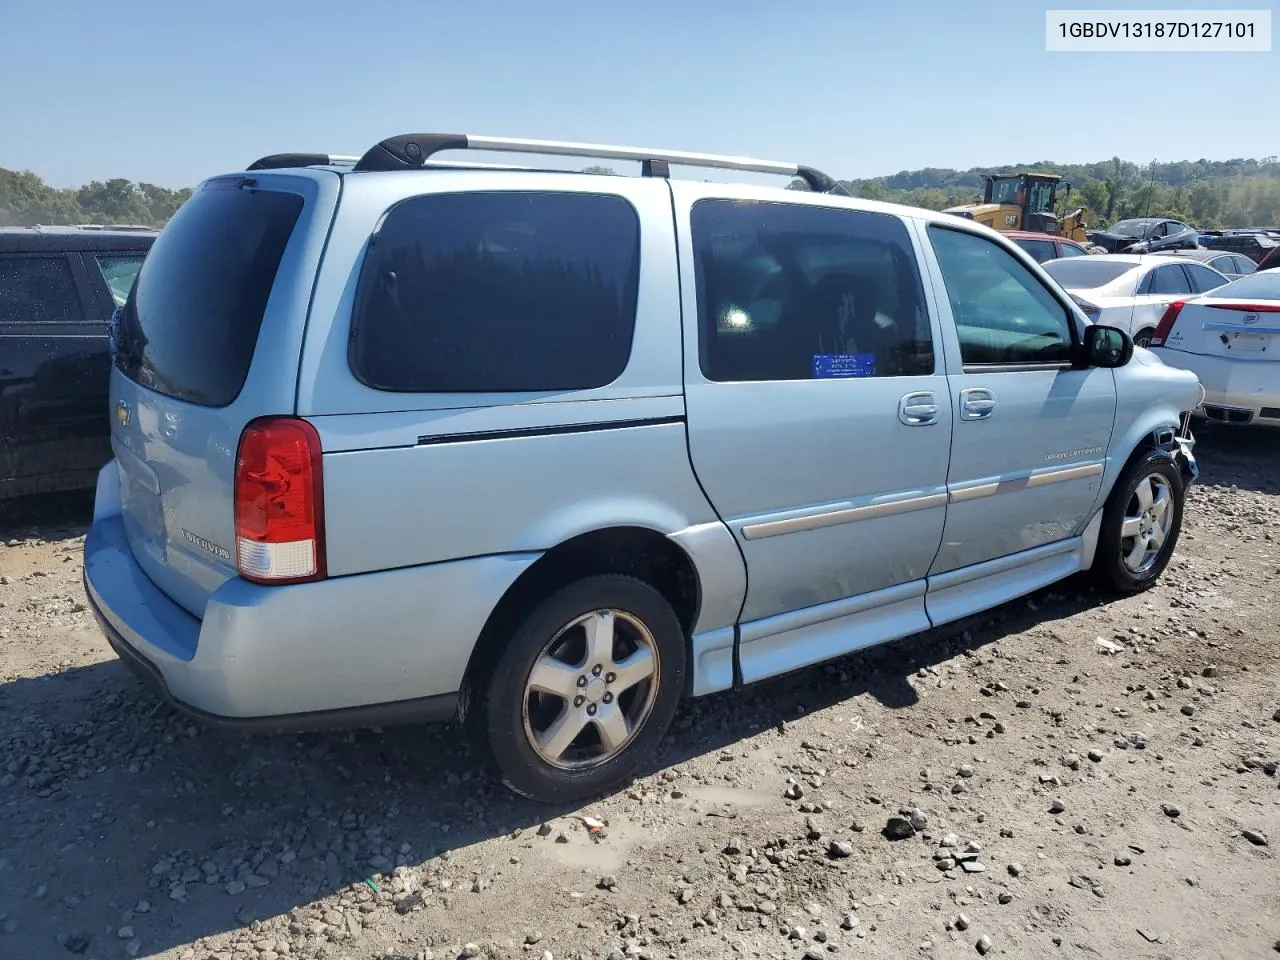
<box><xmin>1082</xmin><ymin>411</ymin><xmax>1186</xmax><ymax>569</ymax></box>
<box><xmin>1114</xmin><ymin>416</ymin><xmax>1184</xmax><ymax>482</ymax></box>
<box><xmin>1132</xmin><ymin>325</ymin><xmax>1158</xmax><ymax>346</ymax></box>
<box><xmin>457</xmin><ymin>525</ymin><xmax>703</xmax><ymax>722</ymax></box>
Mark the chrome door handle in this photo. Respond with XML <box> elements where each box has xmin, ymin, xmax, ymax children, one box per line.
<box><xmin>960</xmin><ymin>388</ymin><xmax>995</xmax><ymax>421</ymax></box>
<box><xmin>899</xmin><ymin>391</ymin><xmax>939</xmax><ymax>426</ymax></box>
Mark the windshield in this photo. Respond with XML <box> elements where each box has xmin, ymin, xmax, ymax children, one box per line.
<box><xmin>987</xmin><ymin>176</ymin><xmax>1022</xmax><ymax>204</ymax></box>
<box><xmin>1042</xmin><ymin>258</ymin><xmax>1137</xmax><ymax>290</ymax></box>
<box><xmin>1109</xmin><ymin>219</ymin><xmax>1155</xmax><ymax>237</ymax></box>
<box><xmin>1206</xmin><ymin>271</ymin><xmax>1280</xmax><ymax>300</ymax></box>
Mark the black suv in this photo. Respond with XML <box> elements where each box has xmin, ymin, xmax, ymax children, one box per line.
<box><xmin>1</xmin><ymin>226</ymin><xmax>156</xmax><ymax>503</ymax></box>
<box><xmin>1205</xmin><ymin>230</ymin><xmax>1280</xmax><ymax>264</ymax></box>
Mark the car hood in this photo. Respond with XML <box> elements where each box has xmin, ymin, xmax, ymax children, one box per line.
<box><xmin>1092</xmin><ymin>230</ymin><xmax>1141</xmax><ymax>242</ymax></box>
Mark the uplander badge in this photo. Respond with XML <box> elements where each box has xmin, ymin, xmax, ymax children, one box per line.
<box><xmin>182</xmin><ymin>529</ymin><xmax>231</xmax><ymax>561</ymax></box>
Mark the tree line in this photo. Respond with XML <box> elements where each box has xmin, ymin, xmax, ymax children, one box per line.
<box><xmin>0</xmin><ymin>168</ymin><xmax>191</xmax><ymax>228</ymax></box>
<box><xmin>3</xmin><ymin>155</ymin><xmax>1279</xmax><ymax>230</ymax></box>
<box><xmin>821</xmin><ymin>156</ymin><xmax>1280</xmax><ymax>230</ymax></box>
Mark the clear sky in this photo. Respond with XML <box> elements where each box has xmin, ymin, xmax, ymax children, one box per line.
<box><xmin>1</xmin><ymin>0</ymin><xmax>1274</xmax><ymax>189</ymax></box>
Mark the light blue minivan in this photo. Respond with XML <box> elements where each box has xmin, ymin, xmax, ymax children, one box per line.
<box><xmin>83</xmin><ymin>132</ymin><xmax>1202</xmax><ymax>803</ymax></box>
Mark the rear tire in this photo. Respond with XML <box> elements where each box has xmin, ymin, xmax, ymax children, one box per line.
<box><xmin>1091</xmin><ymin>450</ymin><xmax>1185</xmax><ymax>594</ymax></box>
<box><xmin>475</xmin><ymin>575</ymin><xmax>685</xmax><ymax>804</ymax></box>
<box><xmin>1133</xmin><ymin>328</ymin><xmax>1155</xmax><ymax>348</ymax></box>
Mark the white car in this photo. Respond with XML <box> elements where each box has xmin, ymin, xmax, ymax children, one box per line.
<box><xmin>1149</xmin><ymin>270</ymin><xmax>1280</xmax><ymax>427</ymax></box>
<box><xmin>1042</xmin><ymin>254</ymin><xmax>1229</xmax><ymax>347</ymax></box>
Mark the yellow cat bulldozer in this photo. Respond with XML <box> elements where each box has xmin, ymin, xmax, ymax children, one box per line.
<box><xmin>942</xmin><ymin>172</ymin><xmax>1090</xmax><ymax>244</ymax></box>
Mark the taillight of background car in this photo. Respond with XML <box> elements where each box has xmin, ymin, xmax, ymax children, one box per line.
<box><xmin>1070</xmin><ymin>294</ymin><xmax>1101</xmax><ymax>321</ymax></box>
<box><xmin>1150</xmin><ymin>301</ymin><xmax>1186</xmax><ymax>346</ymax></box>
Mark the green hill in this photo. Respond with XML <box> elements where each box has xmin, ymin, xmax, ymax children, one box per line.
<box><xmin>830</xmin><ymin>156</ymin><xmax>1280</xmax><ymax>229</ymax></box>
<box><xmin>4</xmin><ymin>155</ymin><xmax>1279</xmax><ymax>231</ymax></box>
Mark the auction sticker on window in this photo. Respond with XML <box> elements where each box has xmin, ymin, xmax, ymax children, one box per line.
<box><xmin>1046</xmin><ymin>9</ymin><xmax>1270</xmax><ymax>51</ymax></box>
<box><xmin>813</xmin><ymin>354</ymin><xmax>875</xmax><ymax>378</ymax></box>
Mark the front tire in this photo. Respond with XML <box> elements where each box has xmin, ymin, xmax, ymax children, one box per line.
<box><xmin>1092</xmin><ymin>450</ymin><xmax>1185</xmax><ymax>593</ymax></box>
<box><xmin>476</xmin><ymin>575</ymin><xmax>685</xmax><ymax>804</ymax></box>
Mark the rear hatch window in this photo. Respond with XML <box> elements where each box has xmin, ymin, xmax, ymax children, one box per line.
<box><xmin>1207</xmin><ymin>272</ymin><xmax>1280</xmax><ymax>303</ymax></box>
<box><xmin>114</xmin><ymin>181</ymin><xmax>303</xmax><ymax>407</ymax></box>
<box><xmin>1042</xmin><ymin>259</ymin><xmax>1135</xmax><ymax>290</ymax></box>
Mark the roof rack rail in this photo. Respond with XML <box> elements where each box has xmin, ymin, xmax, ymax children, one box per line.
<box><xmin>246</xmin><ymin>153</ymin><xmax>360</xmax><ymax>171</ymax></box>
<box><xmin>351</xmin><ymin>132</ymin><xmax>849</xmax><ymax>194</ymax></box>
<box><xmin>243</xmin><ymin>154</ymin><xmax>547</xmax><ymax>174</ymax></box>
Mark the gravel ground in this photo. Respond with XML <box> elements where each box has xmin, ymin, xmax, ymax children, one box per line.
<box><xmin>2</xmin><ymin>429</ymin><xmax>1279</xmax><ymax>960</ymax></box>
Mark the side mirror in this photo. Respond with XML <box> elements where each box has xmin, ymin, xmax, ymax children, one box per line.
<box><xmin>1082</xmin><ymin>324</ymin><xmax>1133</xmax><ymax>368</ymax></box>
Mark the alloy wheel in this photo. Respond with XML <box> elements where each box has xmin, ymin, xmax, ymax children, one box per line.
<box><xmin>1119</xmin><ymin>473</ymin><xmax>1174</xmax><ymax>574</ymax></box>
<box><xmin>521</xmin><ymin>609</ymin><xmax>660</xmax><ymax>770</ymax></box>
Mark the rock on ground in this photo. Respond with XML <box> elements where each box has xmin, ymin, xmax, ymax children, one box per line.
<box><xmin>1</xmin><ymin>435</ymin><xmax>1279</xmax><ymax>959</ymax></box>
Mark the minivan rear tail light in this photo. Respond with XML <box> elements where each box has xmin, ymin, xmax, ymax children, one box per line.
<box><xmin>1150</xmin><ymin>300</ymin><xmax>1186</xmax><ymax>347</ymax></box>
<box><xmin>234</xmin><ymin>416</ymin><xmax>326</xmax><ymax>584</ymax></box>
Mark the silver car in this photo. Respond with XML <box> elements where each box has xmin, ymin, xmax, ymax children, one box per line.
<box><xmin>83</xmin><ymin>132</ymin><xmax>1202</xmax><ymax>803</ymax></box>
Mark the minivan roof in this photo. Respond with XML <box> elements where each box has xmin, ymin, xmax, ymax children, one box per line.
<box><xmin>231</xmin><ymin>161</ymin><xmax>988</xmax><ymax>236</ymax></box>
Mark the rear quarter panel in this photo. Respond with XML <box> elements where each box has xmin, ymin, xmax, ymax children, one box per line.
<box><xmin>298</xmin><ymin>172</ymin><xmax>728</xmax><ymax>597</ymax></box>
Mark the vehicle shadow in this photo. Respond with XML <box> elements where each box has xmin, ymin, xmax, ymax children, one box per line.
<box><xmin>0</xmin><ymin>567</ymin><xmax>1110</xmax><ymax>959</ymax></box>
<box><xmin>1189</xmin><ymin>424</ymin><xmax>1280</xmax><ymax>495</ymax></box>
<box><xmin>0</xmin><ymin>490</ymin><xmax>94</xmax><ymax>536</ymax></box>
<box><xmin>0</xmin><ymin>438</ymin><xmax>1244</xmax><ymax>957</ymax></box>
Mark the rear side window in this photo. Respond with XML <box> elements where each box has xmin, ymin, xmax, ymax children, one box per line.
<box><xmin>1148</xmin><ymin>264</ymin><xmax>1192</xmax><ymax>296</ymax></box>
<box><xmin>114</xmin><ymin>183</ymin><xmax>303</xmax><ymax>407</ymax></box>
<box><xmin>1183</xmin><ymin>262</ymin><xmax>1226</xmax><ymax>293</ymax></box>
<box><xmin>350</xmin><ymin>191</ymin><xmax>640</xmax><ymax>393</ymax></box>
<box><xmin>0</xmin><ymin>256</ymin><xmax>85</xmax><ymax>324</ymax></box>
<box><xmin>691</xmin><ymin>200</ymin><xmax>934</xmax><ymax>382</ymax></box>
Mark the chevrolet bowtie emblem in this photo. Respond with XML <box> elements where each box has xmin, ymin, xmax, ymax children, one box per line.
<box><xmin>116</xmin><ymin>401</ymin><xmax>131</xmax><ymax>427</ymax></box>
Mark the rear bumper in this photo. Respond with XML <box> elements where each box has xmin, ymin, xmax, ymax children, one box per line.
<box><xmin>85</xmin><ymin>574</ymin><xmax>459</xmax><ymax>732</ymax></box>
<box><xmin>1159</xmin><ymin>351</ymin><xmax>1280</xmax><ymax>427</ymax></box>
<box><xmin>84</xmin><ymin>462</ymin><xmax>538</xmax><ymax>729</ymax></box>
